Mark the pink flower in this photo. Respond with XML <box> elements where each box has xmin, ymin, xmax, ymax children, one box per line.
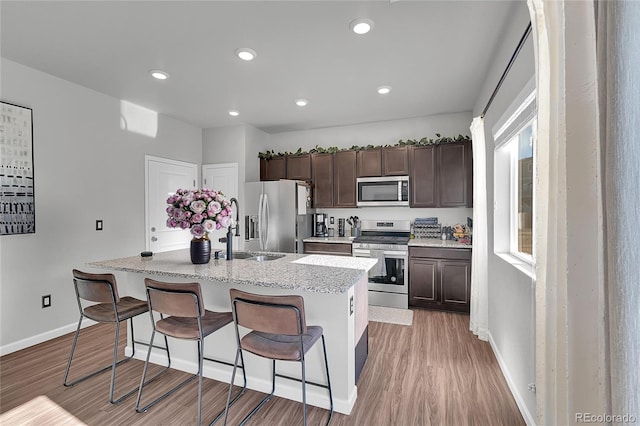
<box><xmin>191</xmin><ymin>224</ymin><xmax>206</xmax><ymax>237</ymax></box>
<box><xmin>208</xmin><ymin>201</ymin><xmax>221</xmax><ymax>215</ymax></box>
<box><xmin>203</xmin><ymin>219</ymin><xmax>216</xmax><ymax>232</ymax></box>
<box><xmin>217</xmin><ymin>215</ymin><xmax>231</xmax><ymax>228</ymax></box>
<box><xmin>191</xmin><ymin>213</ymin><xmax>204</xmax><ymax>223</ymax></box>
<box><xmin>190</xmin><ymin>200</ymin><xmax>206</xmax><ymax>214</ymax></box>
<box><xmin>179</xmin><ymin>221</ymin><xmax>190</xmax><ymax>229</ymax></box>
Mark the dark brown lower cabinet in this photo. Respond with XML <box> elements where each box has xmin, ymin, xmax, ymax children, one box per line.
<box><xmin>409</xmin><ymin>247</ymin><xmax>471</xmax><ymax>313</ymax></box>
<box><xmin>304</xmin><ymin>242</ymin><xmax>352</xmax><ymax>256</ymax></box>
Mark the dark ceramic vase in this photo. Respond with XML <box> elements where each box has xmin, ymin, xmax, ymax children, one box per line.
<box><xmin>190</xmin><ymin>236</ymin><xmax>211</xmax><ymax>264</ymax></box>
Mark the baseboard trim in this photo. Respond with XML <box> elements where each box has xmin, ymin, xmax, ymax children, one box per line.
<box><xmin>0</xmin><ymin>319</ymin><xmax>97</xmax><ymax>357</ymax></box>
<box><xmin>125</xmin><ymin>346</ymin><xmax>355</xmax><ymax>415</ymax></box>
<box><xmin>487</xmin><ymin>331</ymin><xmax>536</xmax><ymax>426</ymax></box>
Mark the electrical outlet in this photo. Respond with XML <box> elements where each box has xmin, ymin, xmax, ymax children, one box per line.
<box><xmin>42</xmin><ymin>294</ymin><xmax>51</xmax><ymax>308</ymax></box>
<box><xmin>96</xmin><ymin>219</ymin><xmax>103</xmax><ymax>231</ymax></box>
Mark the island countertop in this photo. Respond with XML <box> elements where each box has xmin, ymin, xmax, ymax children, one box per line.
<box><xmin>89</xmin><ymin>249</ymin><xmax>376</xmax><ymax>295</ymax></box>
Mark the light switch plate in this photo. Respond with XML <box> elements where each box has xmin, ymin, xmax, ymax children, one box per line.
<box><xmin>96</xmin><ymin>220</ymin><xmax>103</xmax><ymax>231</ymax></box>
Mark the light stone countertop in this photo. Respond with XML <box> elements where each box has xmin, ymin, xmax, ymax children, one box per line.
<box><xmin>303</xmin><ymin>236</ymin><xmax>355</xmax><ymax>244</ymax></box>
<box><xmin>409</xmin><ymin>238</ymin><xmax>473</xmax><ymax>249</ymax></box>
<box><xmin>88</xmin><ymin>249</ymin><xmax>374</xmax><ymax>295</ymax></box>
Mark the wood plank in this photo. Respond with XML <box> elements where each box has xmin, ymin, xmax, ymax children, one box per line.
<box><xmin>0</xmin><ymin>310</ymin><xmax>524</xmax><ymax>425</ymax></box>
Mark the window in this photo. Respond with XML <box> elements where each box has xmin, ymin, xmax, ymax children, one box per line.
<box><xmin>493</xmin><ymin>79</ymin><xmax>536</xmax><ymax>273</ymax></box>
<box><xmin>509</xmin><ymin>120</ymin><xmax>534</xmax><ymax>260</ymax></box>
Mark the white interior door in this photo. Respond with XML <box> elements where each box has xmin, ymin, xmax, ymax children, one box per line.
<box><xmin>203</xmin><ymin>162</ymin><xmax>239</xmax><ymax>250</ymax></box>
<box><xmin>146</xmin><ymin>155</ymin><xmax>198</xmax><ymax>252</ymax></box>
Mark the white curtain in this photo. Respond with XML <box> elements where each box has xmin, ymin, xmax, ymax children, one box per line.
<box><xmin>469</xmin><ymin>116</ymin><xmax>489</xmax><ymax>341</ymax></box>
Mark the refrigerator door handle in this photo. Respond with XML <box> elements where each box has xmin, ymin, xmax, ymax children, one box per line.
<box><xmin>262</xmin><ymin>194</ymin><xmax>270</xmax><ymax>250</ymax></box>
<box><xmin>258</xmin><ymin>193</ymin><xmax>264</xmax><ymax>250</ymax></box>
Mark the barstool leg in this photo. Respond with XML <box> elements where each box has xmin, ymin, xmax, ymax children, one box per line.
<box><xmin>108</xmin><ymin>319</ymin><xmax>121</xmax><ymax>403</ymax></box>
<box><xmin>301</xmin><ymin>355</ymin><xmax>307</xmax><ymax>426</ymax></box>
<box><xmin>321</xmin><ymin>335</ymin><xmax>333</xmax><ymax>425</ymax></box>
<box><xmin>63</xmin><ymin>315</ymin><xmax>121</xmax><ymax>388</ymax></box>
<box><xmin>197</xmin><ymin>339</ymin><xmax>204</xmax><ymax>426</ymax></box>
<box><xmin>223</xmin><ymin>348</ymin><xmax>242</xmax><ymax>426</ymax></box>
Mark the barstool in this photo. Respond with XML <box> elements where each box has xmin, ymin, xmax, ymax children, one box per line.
<box><xmin>136</xmin><ymin>278</ymin><xmax>247</xmax><ymax>426</ymax></box>
<box><xmin>63</xmin><ymin>269</ymin><xmax>170</xmax><ymax>404</ymax></box>
<box><xmin>224</xmin><ymin>288</ymin><xmax>333</xmax><ymax>426</ymax></box>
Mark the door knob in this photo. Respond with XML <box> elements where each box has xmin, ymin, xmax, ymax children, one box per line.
<box><xmin>151</xmin><ymin>227</ymin><xmax>156</xmax><ymax>232</ymax></box>
<box><xmin>151</xmin><ymin>236</ymin><xmax>158</xmax><ymax>242</ymax></box>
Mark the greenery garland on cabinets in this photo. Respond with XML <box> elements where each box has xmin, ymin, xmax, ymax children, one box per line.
<box><xmin>257</xmin><ymin>133</ymin><xmax>471</xmax><ymax>159</ymax></box>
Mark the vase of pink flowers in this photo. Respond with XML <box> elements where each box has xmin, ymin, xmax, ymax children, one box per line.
<box><xmin>166</xmin><ymin>188</ymin><xmax>232</xmax><ymax>264</ymax></box>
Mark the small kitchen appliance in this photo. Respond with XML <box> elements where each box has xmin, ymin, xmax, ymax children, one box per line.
<box><xmin>314</xmin><ymin>213</ymin><xmax>328</xmax><ymax>237</ymax></box>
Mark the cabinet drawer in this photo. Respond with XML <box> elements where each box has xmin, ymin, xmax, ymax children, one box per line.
<box><xmin>304</xmin><ymin>242</ymin><xmax>352</xmax><ymax>256</ymax></box>
<box><xmin>409</xmin><ymin>247</ymin><xmax>471</xmax><ymax>260</ymax></box>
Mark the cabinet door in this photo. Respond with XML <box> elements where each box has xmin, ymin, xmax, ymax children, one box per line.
<box><xmin>440</xmin><ymin>260</ymin><xmax>471</xmax><ymax>313</ymax></box>
<box><xmin>409</xmin><ymin>258</ymin><xmax>439</xmax><ymax>308</ymax></box>
<box><xmin>382</xmin><ymin>146</ymin><xmax>409</xmax><ymax>176</ymax></box>
<box><xmin>304</xmin><ymin>242</ymin><xmax>352</xmax><ymax>256</ymax></box>
<box><xmin>438</xmin><ymin>142</ymin><xmax>472</xmax><ymax>207</ymax></box>
<box><xmin>287</xmin><ymin>154</ymin><xmax>312</xmax><ymax>181</ymax></box>
<box><xmin>311</xmin><ymin>153</ymin><xmax>334</xmax><ymax>207</ymax></box>
<box><xmin>357</xmin><ymin>149</ymin><xmax>382</xmax><ymax>177</ymax></box>
<box><xmin>261</xmin><ymin>157</ymin><xmax>287</xmax><ymax>181</ymax></box>
<box><xmin>334</xmin><ymin>150</ymin><xmax>357</xmax><ymax>207</ymax></box>
<box><xmin>409</xmin><ymin>146</ymin><xmax>437</xmax><ymax>207</ymax></box>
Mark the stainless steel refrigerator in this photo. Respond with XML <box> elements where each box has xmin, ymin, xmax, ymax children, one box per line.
<box><xmin>243</xmin><ymin>180</ymin><xmax>314</xmax><ymax>253</ymax></box>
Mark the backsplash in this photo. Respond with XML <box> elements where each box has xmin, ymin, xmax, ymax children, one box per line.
<box><xmin>316</xmin><ymin>207</ymin><xmax>473</xmax><ymax>231</ymax></box>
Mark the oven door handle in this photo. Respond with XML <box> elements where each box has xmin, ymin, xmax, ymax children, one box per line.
<box><xmin>353</xmin><ymin>250</ymin><xmax>407</xmax><ymax>258</ymax></box>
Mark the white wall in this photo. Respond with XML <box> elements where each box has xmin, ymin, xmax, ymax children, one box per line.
<box><xmin>471</xmin><ymin>2</ymin><xmax>537</xmax><ymax>424</ymax></box>
<box><xmin>0</xmin><ymin>59</ymin><xmax>203</xmax><ymax>353</ymax></box>
<box><xmin>267</xmin><ymin>112</ymin><xmax>472</xmax><ymax>153</ymax></box>
<box><xmin>267</xmin><ymin>112</ymin><xmax>474</xmax><ymax>226</ymax></box>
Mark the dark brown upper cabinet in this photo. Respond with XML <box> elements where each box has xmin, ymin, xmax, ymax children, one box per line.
<box><xmin>356</xmin><ymin>149</ymin><xmax>382</xmax><ymax>177</ymax></box>
<box><xmin>333</xmin><ymin>150</ymin><xmax>357</xmax><ymax>208</ymax></box>
<box><xmin>409</xmin><ymin>140</ymin><xmax>472</xmax><ymax>208</ymax></box>
<box><xmin>438</xmin><ymin>141</ymin><xmax>473</xmax><ymax>207</ymax></box>
<box><xmin>286</xmin><ymin>154</ymin><xmax>312</xmax><ymax>181</ymax></box>
<box><xmin>409</xmin><ymin>145</ymin><xmax>438</xmax><ymax>207</ymax></box>
<box><xmin>260</xmin><ymin>157</ymin><xmax>287</xmax><ymax>181</ymax></box>
<box><xmin>382</xmin><ymin>146</ymin><xmax>409</xmax><ymax>176</ymax></box>
<box><xmin>311</xmin><ymin>153</ymin><xmax>334</xmax><ymax>208</ymax></box>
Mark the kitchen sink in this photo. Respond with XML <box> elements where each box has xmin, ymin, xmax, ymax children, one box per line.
<box><xmin>250</xmin><ymin>254</ymin><xmax>285</xmax><ymax>262</ymax></box>
<box><xmin>229</xmin><ymin>252</ymin><xmax>255</xmax><ymax>259</ymax></box>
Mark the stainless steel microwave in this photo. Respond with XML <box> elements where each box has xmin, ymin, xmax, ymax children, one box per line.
<box><xmin>357</xmin><ymin>176</ymin><xmax>409</xmax><ymax>207</ymax></box>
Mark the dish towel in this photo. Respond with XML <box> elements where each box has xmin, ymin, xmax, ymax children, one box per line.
<box><xmin>370</xmin><ymin>250</ymin><xmax>387</xmax><ymax>277</ymax></box>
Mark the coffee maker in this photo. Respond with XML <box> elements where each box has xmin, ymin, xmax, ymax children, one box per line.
<box><xmin>314</xmin><ymin>213</ymin><xmax>328</xmax><ymax>237</ymax></box>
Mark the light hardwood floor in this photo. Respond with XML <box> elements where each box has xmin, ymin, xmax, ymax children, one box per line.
<box><xmin>0</xmin><ymin>309</ymin><xmax>524</xmax><ymax>425</ymax></box>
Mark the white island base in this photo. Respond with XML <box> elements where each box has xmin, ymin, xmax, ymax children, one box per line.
<box><xmin>89</xmin><ymin>250</ymin><xmax>375</xmax><ymax>415</ymax></box>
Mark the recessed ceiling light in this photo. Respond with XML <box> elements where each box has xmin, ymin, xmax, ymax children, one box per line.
<box><xmin>295</xmin><ymin>99</ymin><xmax>309</xmax><ymax>107</ymax></box>
<box><xmin>377</xmin><ymin>85</ymin><xmax>392</xmax><ymax>95</ymax></box>
<box><xmin>149</xmin><ymin>70</ymin><xmax>169</xmax><ymax>80</ymax></box>
<box><xmin>235</xmin><ymin>48</ymin><xmax>257</xmax><ymax>61</ymax></box>
<box><xmin>350</xmin><ymin>18</ymin><xmax>374</xmax><ymax>35</ymax></box>
<box><xmin>228</xmin><ymin>110</ymin><xmax>240</xmax><ymax>117</ymax></box>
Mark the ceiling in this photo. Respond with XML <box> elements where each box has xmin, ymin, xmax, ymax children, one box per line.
<box><xmin>1</xmin><ymin>1</ymin><xmax>519</xmax><ymax>134</ymax></box>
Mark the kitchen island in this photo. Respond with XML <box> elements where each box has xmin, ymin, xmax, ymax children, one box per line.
<box><xmin>88</xmin><ymin>249</ymin><xmax>376</xmax><ymax>415</ymax></box>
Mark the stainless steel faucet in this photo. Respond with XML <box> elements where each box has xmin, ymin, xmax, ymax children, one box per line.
<box><xmin>220</xmin><ymin>197</ymin><xmax>240</xmax><ymax>260</ymax></box>
<box><xmin>229</xmin><ymin>198</ymin><xmax>240</xmax><ymax>237</ymax></box>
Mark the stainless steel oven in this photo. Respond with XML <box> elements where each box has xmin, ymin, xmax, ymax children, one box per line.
<box><xmin>352</xmin><ymin>220</ymin><xmax>410</xmax><ymax>309</ymax></box>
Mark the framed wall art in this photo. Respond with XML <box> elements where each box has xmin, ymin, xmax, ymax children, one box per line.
<box><xmin>1</xmin><ymin>101</ymin><xmax>35</xmax><ymax>235</ymax></box>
